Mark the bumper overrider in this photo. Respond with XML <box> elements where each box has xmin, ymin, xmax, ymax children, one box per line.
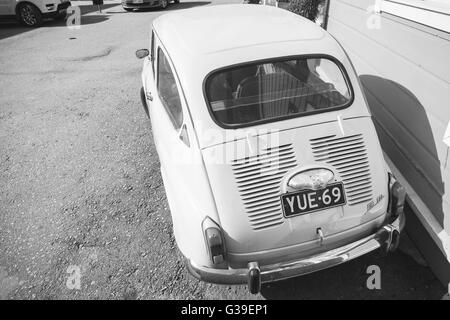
<box><xmin>187</xmin><ymin>176</ymin><xmax>406</xmax><ymax>294</ymax></box>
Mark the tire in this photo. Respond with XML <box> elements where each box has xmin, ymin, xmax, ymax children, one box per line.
<box><xmin>17</xmin><ymin>3</ymin><xmax>43</xmax><ymax>27</ymax></box>
<box><xmin>123</xmin><ymin>7</ymin><xmax>134</xmax><ymax>12</ymax></box>
<box><xmin>160</xmin><ymin>0</ymin><xmax>168</xmax><ymax>9</ymax></box>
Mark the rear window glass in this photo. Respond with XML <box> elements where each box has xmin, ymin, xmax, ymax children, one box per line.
<box><xmin>205</xmin><ymin>56</ymin><xmax>352</xmax><ymax>127</ymax></box>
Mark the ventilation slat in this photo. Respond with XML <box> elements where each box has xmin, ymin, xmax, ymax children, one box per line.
<box><xmin>250</xmin><ymin>212</ymin><xmax>284</xmax><ymax>223</ymax></box>
<box><xmin>241</xmin><ymin>185</ymin><xmax>280</xmax><ymax>198</ymax></box>
<box><xmin>234</xmin><ymin>156</ymin><xmax>296</xmax><ymax>174</ymax></box>
<box><xmin>343</xmin><ymin>176</ymin><xmax>371</xmax><ymax>185</ymax></box>
<box><xmin>312</xmin><ymin>142</ymin><xmax>365</xmax><ymax>156</ymax></box>
<box><xmin>234</xmin><ymin>159</ymin><xmax>297</xmax><ymax>180</ymax></box>
<box><xmin>232</xmin><ymin>145</ymin><xmax>293</xmax><ymax>166</ymax></box>
<box><xmin>310</xmin><ymin>135</ymin><xmax>373</xmax><ymax>205</ymax></box>
<box><xmin>344</xmin><ymin>181</ymin><xmax>372</xmax><ymax>191</ymax></box>
<box><xmin>248</xmin><ymin>204</ymin><xmax>279</xmax><ymax>219</ymax></box>
<box><xmin>338</xmin><ymin>162</ymin><xmax>370</xmax><ymax>174</ymax></box>
<box><xmin>309</xmin><ymin>134</ymin><xmax>336</xmax><ymax>142</ymax></box>
<box><xmin>247</xmin><ymin>204</ymin><xmax>281</xmax><ymax>216</ymax></box>
<box><xmin>233</xmin><ymin>148</ymin><xmax>294</xmax><ymax>167</ymax></box>
<box><xmin>314</xmin><ymin>149</ymin><xmax>367</xmax><ymax>162</ymax></box>
<box><xmin>238</xmin><ymin>180</ymin><xmax>281</xmax><ymax>193</ymax></box>
<box><xmin>342</xmin><ymin>172</ymin><xmax>372</xmax><ymax>181</ymax></box>
<box><xmin>327</xmin><ymin>155</ymin><xmax>369</xmax><ymax>166</ymax></box>
<box><xmin>348</xmin><ymin>194</ymin><xmax>373</xmax><ymax>203</ymax></box>
<box><xmin>346</xmin><ymin>189</ymin><xmax>373</xmax><ymax>197</ymax></box>
<box><xmin>349</xmin><ymin>198</ymin><xmax>373</xmax><ymax>206</ymax></box>
<box><xmin>243</xmin><ymin>194</ymin><xmax>280</xmax><ymax>206</ymax></box>
<box><xmin>233</xmin><ymin>144</ymin><xmax>297</xmax><ymax>230</ymax></box>
<box><xmin>242</xmin><ymin>187</ymin><xmax>280</xmax><ymax>200</ymax></box>
<box><xmin>237</xmin><ymin>171</ymin><xmax>290</xmax><ymax>189</ymax></box>
<box><xmin>310</xmin><ymin>134</ymin><xmax>361</xmax><ymax>146</ymax></box>
<box><xmin>251</xmin><ymin>216</ymin><xmax>284</xmax><ymax>228</ymax></box>
<box><xmin>240</xmin><ymin>184</ymin><xmax>280</xmax><ymax>197</ymax></box>
<box><xmin>311</xmin><ymin>137</ymin><xmax>364</xmax><ymax>151</ymax></box>
<box><xmin>253</xmin><ymin>220</ymin><xmax>284</xmax><ymax>230</ymax></box>
<box><xmin>245</xmin><ymin>197</ymin><xmax>281</xmax><ymax>211</ymax></box>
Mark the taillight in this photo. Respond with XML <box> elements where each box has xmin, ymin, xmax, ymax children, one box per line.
<box><xmin>202</xmin><ymin>217</ymin><xmax>227</xmax><ymax>266</ymax></box>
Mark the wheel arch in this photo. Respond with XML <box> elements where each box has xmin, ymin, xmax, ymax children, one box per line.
<box><xmin>15</xmin><ymin>1</ymin><xmax>42</xmax><ymax>16</ymax></box>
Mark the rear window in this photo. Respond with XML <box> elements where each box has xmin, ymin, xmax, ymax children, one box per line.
<box><xmin>205</xmin><ymin>56</ymin><xmax>353</xmax><ymax>127</ymax></box>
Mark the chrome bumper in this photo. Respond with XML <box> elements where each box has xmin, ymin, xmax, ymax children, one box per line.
<box><xmin>187</xmin><ymin>211</ymin><xmax>405</xmax><ymax>289</ymax></box>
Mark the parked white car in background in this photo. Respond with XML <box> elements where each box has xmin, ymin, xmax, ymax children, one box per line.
<box><xmin>0</xmin><ymin>0</ymin><xmax>70</xmax><ymax>27</ymax></box>
<box><xmin>122</xmin><ymin>0</ymin><xmax>179</xmax><ymax>11</ymax></box>
<box><xmin>136</xmin><ymin>4</ymin><xmax>406</xmax><ymax>294</ymax></box>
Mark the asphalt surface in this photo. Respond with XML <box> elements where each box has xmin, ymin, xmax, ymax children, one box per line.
<box><xmin>0</xmin><ymin>0</ymin><xmax>446</xmax><ymax>300</ymax></box>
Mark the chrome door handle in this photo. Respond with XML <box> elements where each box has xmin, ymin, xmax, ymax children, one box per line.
<box><xmin>146</xmin><ymin>91</ymin><xmax>153</xmax><ymax>101</ymax></box>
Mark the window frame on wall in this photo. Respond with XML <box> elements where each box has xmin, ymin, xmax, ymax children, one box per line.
<box><xmin>376</xmin><ymin>0</ymin><xmax>450</xmax><ymax>32</ymax></box>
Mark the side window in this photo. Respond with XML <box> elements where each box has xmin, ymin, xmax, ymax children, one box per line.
<box><xmin>151</xmin><ymin>31</ymin><xmax>155</xmax><ymax>75</ymax></box>
<box><xmin>157</xmin><ymin>48</ymin><xmax>183</xmax><ymax>129</ymax></box>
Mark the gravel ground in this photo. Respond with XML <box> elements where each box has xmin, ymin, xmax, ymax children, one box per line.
<box><xmin>0</xmin><ymin>0</ymin><xmax>446</xmax><ymax>300</ymax></box>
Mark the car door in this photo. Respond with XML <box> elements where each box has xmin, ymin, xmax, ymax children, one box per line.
<box><xmin>147</xmin><ymin>39</ymin><xmax>197</xmax><ymax>225</ymax></box>
<box><xmin>143</xmin><ymin>36</ymin><xmax>225</xmax><ymax>264</ymax></box>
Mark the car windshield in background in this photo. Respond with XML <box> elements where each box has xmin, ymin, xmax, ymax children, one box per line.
<box><xmin>205</xmin><ymin>56</ymin><xmax>352</xmax><ymax>127</ymax></box>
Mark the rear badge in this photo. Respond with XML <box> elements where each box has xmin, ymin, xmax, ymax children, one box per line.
<box><xmin>367</xmin><ymin>194</ymin><xmax>385</xmax><ymax>212</ymax></box>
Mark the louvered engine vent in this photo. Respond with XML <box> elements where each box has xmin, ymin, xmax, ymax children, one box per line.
<box><xmin>310</xmin><ymin>134</ymin><xmax>373</xmax><ymax>206</ymax></box>
<box><xmin>232</xmin><ymin>144</ymin><xmax>297</xmax><ymax>230</ymax></box>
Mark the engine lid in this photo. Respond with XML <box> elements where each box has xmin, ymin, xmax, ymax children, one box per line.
<box><xmin>201</xmin><ymin>117</ymin><xmax>389</xmax><ymax>255</ymax></box>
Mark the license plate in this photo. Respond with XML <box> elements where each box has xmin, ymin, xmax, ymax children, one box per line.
<box><xmin>133</xmin><ymin>0</ymin><xmax>143</xmax><ymax>3</ymax></box>
<box><xmin>281</xmin><ymin>183</ymin><xmax>346</xmax><ymax>217</ymax></box>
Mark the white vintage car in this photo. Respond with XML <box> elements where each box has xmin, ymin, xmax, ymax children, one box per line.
<box><xmin>136</xmin><ymin>4</ymin><xmax>406</xmax><ymax>294</ymax></box>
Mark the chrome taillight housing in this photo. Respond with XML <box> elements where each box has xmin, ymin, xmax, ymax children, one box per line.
<box><xmin>202</xmin><ymin>217</ymin><xmax>227</xmax><ymax>267</ymax></box>
<box><xmin>388</xmin><ymin>173</ymin><xmax>406</xmax><ymax>219</ymax></box>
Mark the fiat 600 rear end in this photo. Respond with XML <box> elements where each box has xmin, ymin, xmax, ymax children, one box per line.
<box><xmin>136</xmin><ymin>5</ymin><xmax>406</xmax><ymax>294</ymax></box>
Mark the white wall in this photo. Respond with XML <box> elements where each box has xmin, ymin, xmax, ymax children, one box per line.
<box><xmin>327</xmin><ymin>0</ymin><xmax>450</xmax><ymax>283</ymax></box>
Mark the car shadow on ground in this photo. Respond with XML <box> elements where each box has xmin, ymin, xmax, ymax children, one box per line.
<box><xmin>260</xmin><ymin>245</ymin><xmax>445</xmax><ymax>299</ymax></box>
<box><xmin>0</xmin><ymin>4</ymin><xmax>118</xmax><ymax>41</ymax></box>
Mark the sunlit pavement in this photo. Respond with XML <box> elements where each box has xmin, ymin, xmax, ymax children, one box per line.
<box><xmin>0</xmin><ymin>0</ymin><xmax>445</xmax><ymax>299</ymax></box>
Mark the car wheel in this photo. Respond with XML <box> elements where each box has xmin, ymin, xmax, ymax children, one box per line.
<box><xmin>160</xmin><ymin>0</ymin><xmax>168</xmax><ymax>9</ymax></box>
<box><xmin>123</xmin><ymin>7</ymin><xmax>134</xmax><ymax>12</ymax></box>
<box><xmin>17</xmin><ymin>3</ymin><xmax>43</xmax><ymax>27</ymax></box>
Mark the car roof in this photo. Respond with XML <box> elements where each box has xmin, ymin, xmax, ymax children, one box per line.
<box><xmin>153</xmin><ymin>4</ymin><xmax>325</xmax><ymax>56</ymax></box>
<box><xmin>151</xmin><ymin>5</ymin><xmax>369</xmax><ymax>147</ymax></box>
